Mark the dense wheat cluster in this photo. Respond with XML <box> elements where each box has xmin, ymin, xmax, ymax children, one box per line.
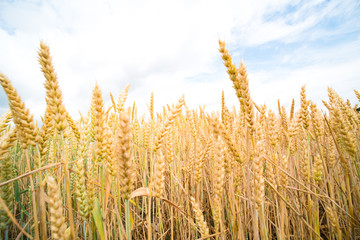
<box><xmin>0</xmin><ymin>41</ymin><xmax>359</xmax><ymax>240</ymax></box>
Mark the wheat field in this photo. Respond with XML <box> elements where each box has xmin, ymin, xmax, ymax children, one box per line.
<box><xmin>0</xmin><ymin>41</ymin><xmax>359</xmax><ymax>240</ymax></box>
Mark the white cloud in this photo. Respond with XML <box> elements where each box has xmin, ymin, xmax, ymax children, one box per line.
<box><xmin>230</xmin><ymin>0</ymin><xmax>360</xmax><ymax>46</ymax></box>
<box><xmin>0</xmin><ymin>0</ymin><xmax>359</xmax><ymax>120</ymax></box>
<box><xmin>249</xmin><ymin>54</ymin><xmax>360</xmax><ymax>113</ymax></box>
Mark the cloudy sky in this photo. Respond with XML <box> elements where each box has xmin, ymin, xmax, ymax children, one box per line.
<box><xmin>0</xmin><ymin>0</ymin><xmax>359</xmax><ymax>120</ymax></box>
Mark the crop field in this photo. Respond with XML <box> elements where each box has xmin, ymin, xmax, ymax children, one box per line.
<box><xmin>0</xmin><ymin>41</ymin><xmax>359</xmax><ymax>239</ymax></box>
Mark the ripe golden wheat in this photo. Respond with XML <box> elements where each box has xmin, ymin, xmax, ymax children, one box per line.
<box><xmin>0</xmin><ymin>41</ymin><xmax>359</xmax><ymax>240</ymax></box>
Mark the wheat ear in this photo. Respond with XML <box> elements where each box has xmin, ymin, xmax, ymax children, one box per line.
<box><xmin>0</xmin><ymin>130</ymin><xmax>16</xmax><ymax>230</ymax></box>
<box><xmin>38</xmin><ymin>41</ymin><xmax>67</xmax><ymax>134</ymax></box>
<box><xmin>190</xmin><ymin>197</ymin><xmax>210</xmax><ymax>237</ymax></box>
<box><xmin>116</xmin><ymin>111</ymin><xmax>134</xmax><ymax>199</ymax></box>
<box><xmin>0</xmin><ymin>74</ymin><xmax>36</xmax><ymax>148</ymax></box>
<box><xmin>154</xmin><ymin>96</ymin><xmax>185</xmax><ymax>151</ymax></box>
<box><xmin>47</xmin><ymin>176</ymin><xmax>67</xmax><ymax>240</ymax></box>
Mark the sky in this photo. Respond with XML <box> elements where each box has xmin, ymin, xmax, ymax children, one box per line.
<box><xmin>0</xmin><ymin>0</ymin><xmax>359</xmax><ymax>120</ymax></box>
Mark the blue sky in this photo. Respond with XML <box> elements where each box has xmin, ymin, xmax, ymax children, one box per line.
<box><xmin>0</xmin><ymin>0</ymin><xmax>359</xmax><ymax>119</ymax></box>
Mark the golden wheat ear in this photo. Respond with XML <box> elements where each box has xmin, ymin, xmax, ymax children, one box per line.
<box><xmin>0</xmin><ymin>74</ymin><xmax>37</xmax><ymax>149</ymax></box>
<box><xmin>116</xmin><ymin>111</ymin><xmax>134</xmax><ymax>200</ymax></box>
<box><xmin>0</xmin><ymin>129</ymin><xmax>16</xmax><ymax>231</ymax></box>
<box><xmin>38</xmin><ymin>41</ymin><xmax>68</xmax><ymax>135</ymax></box>
<box><xmin>190</xmin><ymin>196</ymin><xmax>209</xmax><ymax>237</ymax></box>
<box><xmin>46</xmin><ymin>176</ymin><xmax>67</xmax><ymax>240</ymax></box>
